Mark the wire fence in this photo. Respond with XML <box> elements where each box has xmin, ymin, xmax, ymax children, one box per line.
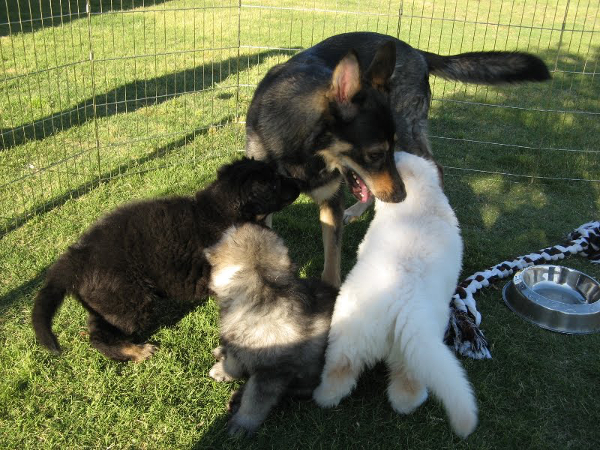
<box><xmin>1</xmin><ymin>0</ymin><xmax>599</xmax><ymax>235</ymax></box>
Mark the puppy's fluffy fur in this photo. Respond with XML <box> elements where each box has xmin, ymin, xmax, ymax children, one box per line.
<box><xmin>313</xmin><ymin>152</ymin><xmax>477</xmax><ymax>438</ymax></box>
<box><xmin>31</xmin><ymin>158</ymin><xmax>300</xmax><ymax>362</ymax></box>
<box><xmin>204</xmin><ymin>223</ymin><xmax>338</xmax><ymax>436</ymax></box>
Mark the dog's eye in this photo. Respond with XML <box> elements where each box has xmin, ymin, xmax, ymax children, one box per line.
<box><xmin>367</xmin><ymin>152</ymin><xmax>385</xmax><ymax>162</ymax></box>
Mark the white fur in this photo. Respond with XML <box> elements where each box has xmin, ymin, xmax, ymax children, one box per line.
<box><xmin>313</xmin><ymin>152</ymin><xmax>478</xmax><ymax>438</ymax></box>
<box><xmin>210</xmin><ymin>265</ymin><xmax>242</xmax><ymax>290</ymax></box>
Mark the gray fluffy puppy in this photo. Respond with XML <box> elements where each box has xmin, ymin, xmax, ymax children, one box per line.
<box><xmin>204</xmin><ymin>223</ymin><xmax>338</xmax><ymax>436</ymax></box>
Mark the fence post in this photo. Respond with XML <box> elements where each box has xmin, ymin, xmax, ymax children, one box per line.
<box><xmin>554</xmin><ymin>0</ymin><xmax>571</xmax><ymax>73</ymax></box>
<box><xmin>236</xmin><ymin>0</ymin><xmax>242</xmax><ymax>124</ymax></box>
<box><xmin>86</xmin><ymin>0</ymin><xmax>102</xmax><ymax>179</ymax></box>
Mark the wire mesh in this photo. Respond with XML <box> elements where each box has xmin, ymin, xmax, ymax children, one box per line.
<box><xmin>1</xmin><ymin>0</ymin><xmax>599</xmax><ymax>235</ymax></box>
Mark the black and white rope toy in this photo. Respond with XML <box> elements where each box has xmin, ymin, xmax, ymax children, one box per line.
<box><xmin>444</xmin><ymin>221</ymin><xmax>600</xmax><ymax>360</ymax></box>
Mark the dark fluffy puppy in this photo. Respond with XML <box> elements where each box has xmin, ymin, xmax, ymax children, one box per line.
<box><xmin>32</xmin><ymin>158</ymin><xmax>300</xmax><ymax>362</ymax></box>
<box><xmin>204</xmin><ymin>223</ymin><xmax>338</xmax><ymax>436</ymax></box>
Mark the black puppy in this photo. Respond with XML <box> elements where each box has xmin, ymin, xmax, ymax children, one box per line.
<box><xmin>32</xmin><ymin>158</ymin><xmax>300</xmax><ymax>361</ymax></box>
<box><xmin>246</xmin><ymin>31</ymin><xmax>550</xmax><ymax>286</ymax></box>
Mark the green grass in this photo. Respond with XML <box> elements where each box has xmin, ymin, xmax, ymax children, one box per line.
<box><xmin>1</xmin><ymin>0</ymin><xmax>600</xmax><ymax>448</ymax></box>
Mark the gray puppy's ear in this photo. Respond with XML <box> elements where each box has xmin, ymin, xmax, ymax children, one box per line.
<box><xmin>204</xmin><ymin>246</ymin><xmax>215</xmax><ymax>263</ymax></box>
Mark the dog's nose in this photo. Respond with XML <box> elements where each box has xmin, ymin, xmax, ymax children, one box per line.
<box><xmin>280</xmin><ymin>178</ymin><xmax>302</xmax><ymax>203</ymax></box>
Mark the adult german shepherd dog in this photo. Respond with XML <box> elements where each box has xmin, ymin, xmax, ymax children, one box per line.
<box><xmin>31</xmin><ymin>158</ymin><xmax>300</xmax><ymax>362</ymax></box>
<box><xmin>246</xmin><ymin>31</ymin><xmax>550</xmax><ymax>287</ymax></box>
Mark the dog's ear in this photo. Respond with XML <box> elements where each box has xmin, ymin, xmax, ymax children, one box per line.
<box><xmin>216</xmin><ymin>158</ymin><xmax>245</xmax><ymax>180</ymax></box>
<box><xmin>365</xmin><ymin>41</ymin><xmax>396</xmax><ymax>91</ymax></box>
<box><xmin>203</xmin><ymin>246</ymin><xmax>215</xmax><ymax>264</ymax></box>
<box><xmin>328</xmin><ymin>50</ymin><xmax>361</xmax><ymax>104</ymax></box>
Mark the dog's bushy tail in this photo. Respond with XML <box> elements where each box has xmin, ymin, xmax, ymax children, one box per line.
<box><xmin>420</xmin><ymin>50</ymin><xmax>550</xmax><ymax>84</ymax></box>
<box><xmin>394</xmin><ymin>302</ymin><xmax>478</xmax><ymax>438</ymax></box>
<box><xmin>32</xmin><ymin>282</ymin><xmax>66</xmax><ymax>354</ymax></box>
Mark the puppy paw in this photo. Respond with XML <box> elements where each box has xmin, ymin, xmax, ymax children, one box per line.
<box><xmin>387</xmin><ymin>384</ymin><xmax>428</xmax><ymax>414</ymax></box>
<box><xmin>128</xmin><ymin>343</ymin><xmax>158</xmax><ymax>363</ymax></box>
<box><xmin>312</xmin><ymin>382</ymin><xmax>344</xmax><ymax>408</ymax></box>
<box><xmin>209</xmin><ymin>361</ymin><xmax>235</xmax><ymax>382</ymax></box>
<box><xmin>212</xmin><ymin>346</ymin><xmax>226</xmax><ymax>361</ymax></box>
<box><xmin>227</xmin><ymin>413</ymin><xmax>260</xmax><ymax>437</ymax></box>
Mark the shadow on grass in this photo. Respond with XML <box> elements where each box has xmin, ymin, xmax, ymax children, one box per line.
<box><xmin>0</xmin><ymin>48</ymin><xmax>284</xmax><ymax>150</ymax></box>
<box><xmin>0</xmin><ymin>114</ymin><xmax>235</xmax><ymax>239</ymax></box>
<box><xmin>431</xmin><ymin>46</ymin><xmax>600</xmax><ymax>180</ymax></box>
<box><xmin>0</xmin><ymin>0</ymin><xmax>172</xmax><ymax>37</ymax></box>
<box><xmin>429</xmin><ymin>45</ymin><xmax>600</xmax><ymax>267</ymax></box>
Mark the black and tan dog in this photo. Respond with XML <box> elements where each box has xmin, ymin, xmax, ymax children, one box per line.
<box><xmin>32</xmin><ymin>158</ymin><xmax>300</xmax><ymax>361</ymax></box>
<box><xmin>246</xmin><ymin>31</ymin><xmax>550</xmax><ymax>287</ymax></box>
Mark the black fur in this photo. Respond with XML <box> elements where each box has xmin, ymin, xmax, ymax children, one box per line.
<box><xmin>246</xmin><ymin>40</ymin><xmax>403</xmax><ymax>202</ymax></box>
<box><xmin>290</xmin><ymin>32</ymin><xmax>551</xmax><ymax>159</ymax></box>
<box><xmin>245</xmin><ymin>32</ymin><xmax>550</xmax><ymax>287</ymax></box>
<box><xmin>31</xmin><ymin>158</ymin><xmax>301</xmax><ymax>361</ymax></box>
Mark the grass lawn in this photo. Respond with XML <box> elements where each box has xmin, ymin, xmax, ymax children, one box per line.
<box><xmin>1</xmin><ymin>0</ymin><xmax>600</xmax><ymax>448</ymax></box>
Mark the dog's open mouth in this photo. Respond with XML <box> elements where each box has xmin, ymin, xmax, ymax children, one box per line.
<box><xmin>348</xmin><ymin>170</ymin><xmax>372</xmax><ymax>203</ymax></box>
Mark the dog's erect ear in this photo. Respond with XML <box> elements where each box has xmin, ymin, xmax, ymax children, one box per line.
<box><xmin>329</xmin><ymin>50</ymin><xmax>361</xmax><ymax>104</ymax></box>
<box><xmin>365</xmin><ymin>41</ymin><xmax>396</xmax><ymax>91</ymax></box>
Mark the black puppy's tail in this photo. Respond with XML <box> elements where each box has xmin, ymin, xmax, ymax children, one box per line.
<box><xmin>32</xmin><ymin>280</ymin><xmax>67</xmax><ymax>354</ymax></box>
<box><xmin>420</xmin><ymin>50</ymin><xmax>550</xmax><ymax>84</ymax></box>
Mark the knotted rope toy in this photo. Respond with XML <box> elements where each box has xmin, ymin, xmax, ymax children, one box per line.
<box><xmin>445</xmin><ymin>221</ymin><xmax>600</xmax><ymax>360</ymax></box>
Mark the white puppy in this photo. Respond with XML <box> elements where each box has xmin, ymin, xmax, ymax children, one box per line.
<box><xmin>313</xmin><ymin>152</ymin><xmax>477</xmax><ymax>438</ymax></box>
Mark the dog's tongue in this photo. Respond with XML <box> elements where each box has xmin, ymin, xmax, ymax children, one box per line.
<box><xmin>352</xmin><ymin>174</ymin><xmax>371</xmax><ymax>203</ymax></box>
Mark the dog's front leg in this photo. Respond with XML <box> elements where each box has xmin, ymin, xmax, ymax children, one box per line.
<box><xmin>319</xmin><ymin>190</ymin><xmax>344</xmax><ymax>288</ymax></box>
<box><xmin>227</xmin><ymin>371</ymin><xmax>291</xmax><ymax>437</ymax></box>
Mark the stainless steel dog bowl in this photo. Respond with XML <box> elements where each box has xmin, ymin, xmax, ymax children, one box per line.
<box><xmin>503</xmin><ymin>265</ymin><xmax>600</xmax><ymax>334</ymax></box>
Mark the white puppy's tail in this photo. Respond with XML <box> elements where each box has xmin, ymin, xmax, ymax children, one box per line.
<box><xmin>394</xmin><ymin>306</ymin><xmax>478</xmax><ymax>438</ymax></box>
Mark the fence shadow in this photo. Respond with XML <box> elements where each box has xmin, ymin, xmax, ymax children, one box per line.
<box><xmin>0</xmin><ymin>0</ymin><xmax>172</xmax><ymax>37</ymax></box>
<box><xmin>1</xmin><ymin>114</ymin><xmax>235</xmax><ymax>239</ymax></box>
<box><xmin>430</xmin><ymin>45</ymin><xmax>600</xmax><ymax>275</ymax></box>
<box><xmin>1</xmin><ymin>48</ymin><xmax>283</xmax><ymax>150</ymax></box>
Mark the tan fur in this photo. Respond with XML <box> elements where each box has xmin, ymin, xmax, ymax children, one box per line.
<box><xmin>309</xmin><ymin>177</ymin><xmax>342</xmax><ymax>204</ymax></box>
<box><xmin>369</xmin><ymin>171</ymin><xmax>396</xmax><ymax>201</ymax></box>
<box><xmin>326</xmin><ymin>356</ymin><xmax>353</xmax><ymax>383</ymax></box>
<box><xmin>320</xmin><ymin>204</ymin><xmax>341</xmax><ymax>288</ymax></box>
<box><xmin>317</xmin><ymin>141</ymin><xmax>352</xmax><ymax>173</ymax></box>
<box><xmin>115</xmin><ymin>343</ymin><xmax>156</xmax><ymax>363</ymax></box>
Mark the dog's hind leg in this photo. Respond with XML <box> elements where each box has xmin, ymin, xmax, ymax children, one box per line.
<box><xmin>227</xmin><ymin>371</ymin><xmax>291</xmax><ymax>436</ymax></box>
<box><xmin>319</xmin><ymin>190</ymin><xmax>344</xmax><ymax>287</ymax></box>
<box><xmin>87</xmin><ymin>313</ymin><xmax>156</xmax><ymax>362</ymax></box>
<box><xmin>313</xmin><ymin>351</ymin><xmax>362</xmax><ymax>408</ymax></box>
<box><xmin>385</xmin><ymin>346</ymin><xmax>428</xmax><ymax>414</ymax></box>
